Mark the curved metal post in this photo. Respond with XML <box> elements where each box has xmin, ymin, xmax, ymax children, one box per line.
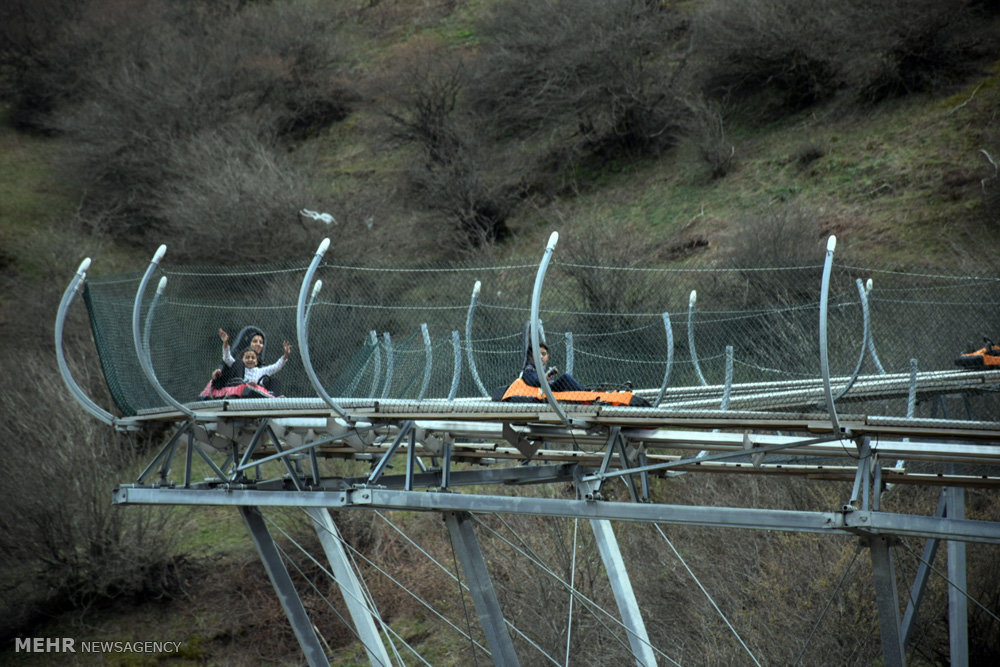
<box><xmin>418</xmin><ymin>323</ymin><xmax>433</xmax><ymax>400</ymax></box>
<box><xmin>295</xmin><ymin>238</ymin><xmax>349</xmax><ymax>419</ymax></box>
<box><xmin>447</xmin><ymin>330</ymin><xmax>462</xmax><ymax>401</ymax></box>
<box><xmin>906</xmin><ymin>358</ymin><xmax>918</xmax><ymax>420</ymax></box>
<box><xmin>380</xmin><ymin>332</ymin><xmax>394</xmax><ymax>399</ymax></box>
<box><xmin>306</xmin><ymin>278</ymin><xmax>322</xmax><ymax>321</ymax></box>
<box><xmin>818</xmin><ymin>235</ymin><xmax>844</xmax><ymax>435</ymax></box>
<box><xmin>565</xmin><ymin>331</ymin><xmax>575</xmax><ymax>376</ymax></box>
<box><xmin>464</xmin><ymin>280</ymin><xmax>490</xmax><ymax>398</ymax></box>
<box><xmin>865</xmin><ymin>279</ymin><xmax>887</xmax><ymax>375</ymax></box>
<box><xmin>894</xmin><ymin>357</ymin><xmax>919</xmax><ymax>471</ymax></box>
<box><xmin>530</xmin><ymin>232</ymin><xmax>569</xmax><ymax>423</ymax></box>
<box><xmin>131</xmin><ymin>246</ymin><xmax>195</xmax><ymax>418</ymax></box>
<box><xmin>688</xmin><ymin>290</ymin><xmax>708</xmax><ymax>387</ymax></box>
<box><xmin>55</xmin><ymin>258</ymin><xmax>117</xmax><ymax>426</ymax></box>
<box><xmin>654</xmin><ymin>312</ymin><xmax>675</xmax><ymax>407</ymax></box>
<box><xmin>368</xmin><ymin>330</ymin><xmax>381</xmax><ymax>399</ymax></box>
<box><xmin>141</xmin><ymin>277</ymin><xmax>165</xmax><ymax>366</ymax></box>
<box><xmin>829</xmin><ymin>278</ymin><xmax>871</xmax><ymax>403</ymax></box>
<box><xmin>721</xmin><ymin>345</ymin><xmax>734</xmax><ymax>410</ymax></box>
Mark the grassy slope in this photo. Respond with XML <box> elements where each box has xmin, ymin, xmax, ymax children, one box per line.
<box><xmin>2</xmin><ymin>33</ymin><xmax>999</xmax><ymax>667</ymax></box>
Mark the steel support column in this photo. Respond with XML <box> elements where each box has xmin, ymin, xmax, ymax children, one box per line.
<box><xmin>591</xmin><ymin>519</ymin><xmax>657</xmax><ymax>666</ymax></box>
<box><xmin>869</xmin><ymin>535</ymin><xmax>905</xmax><ymax>667</ymax></box>
<box><xmin>443</xmin><ymin>511</ymin><xmax>519</xmax><ymax>666</ymax></box>
<box><xmin>901</xmin><ymin>491</ymin><xmax>946</xmax><ymax>647</ymax></box>
<box><xmin>240</xmin><ymin>506</ymin><xmax>329</xmax><ymax>667</ymax></box>
<box><xmin>947</xmin><ymin>485</ymin><xmax>969</xmax><ymax>666</ymax></box>
<box><xmin>306</xmin><ymin>508</ymin><xmax>392</xmax><ymax>666</ymax></box>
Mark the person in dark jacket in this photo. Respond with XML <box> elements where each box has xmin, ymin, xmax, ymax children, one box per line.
<box><xmin>210</xmin><ymin>326</ymin><xmax>282</xmax><ymax>394</ymax></box>
<box><xmin>522</xmin><ymin>342</ymin><xmax>587</xmax><ymax>392</ymax></box>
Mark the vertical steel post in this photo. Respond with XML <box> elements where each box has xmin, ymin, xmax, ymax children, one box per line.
<box><xmin>444</xmin><ymin>512</ymin><xmax>520</xmax><ymax>666</ymax></box>
<box><xmin>869</xmin><ymin>536</ymin><xmax>905</xmax><ymax>667</ymax></box>
<box><xmin>306</xmin><ymin>508</ymin><xmax>392</xmax><ymax>666</ymax></box>
<box><xmin>240</xmin><ymin>506</ymin><xmax>330</xmax><ymax>667</ymax></box>
<box><xmin>901</xmin><ymin>491</ymin><xmax>946</xmax><ymax>647</ymax></box>
<box><xmin>591</xmin><ymin>519</ymin><xmax>657</xmax><ymax>666</ymax></box>
<box><xmin>947</xmin><ymin>485</ymin><xmax>969</xmax><ymax>666</ymax></box>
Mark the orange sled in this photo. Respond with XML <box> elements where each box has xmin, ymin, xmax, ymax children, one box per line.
<box><xmin>499</xmin><ymin>378</ymin><xmax>651</xmax><ymax>407</ymax></box>
<box><xmin>955</xmin><ymin>337</ymin><xmax>1000</xmax><ymax>369</ymax></box>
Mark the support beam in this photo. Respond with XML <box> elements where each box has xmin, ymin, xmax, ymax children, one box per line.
<box><xmin>240</xmin><ymin>507</ymin><xmax>329</xmax><ymax>667</ymax></box>
<box><xmin>869</xmin><ymin>536</ymin><xmax>905</xmax><ymax>667</ymax></box>
<box><xmin>114</xmin><ymin>486</ymin><xmax>1000</xmax><ymax>545</ymax></box>
<box><xmin>901</xmin><ymin>491</ymin><xmax>945</xmax><ymax>647</ymax></box>
<box><xmin>591</xmin><ymin>519</ymin><xmax>657</xmax><ymax>666</ymax></box>
<box><xmin>306</xmin><ymin>508</ymin><xmax>392</xmax><ymax>666</ymax></box>
<box><xmin>947</xmin><ymin>486</ymin><xmax>969</xmax><ymax>666</ymax></box>
<box><xmin>444</xmin><ymin>511</ymin><xmax>519</xmax><ymax>666</ymax></box>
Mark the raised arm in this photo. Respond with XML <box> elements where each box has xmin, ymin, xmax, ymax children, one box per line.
<box><xmin>219</xmin><ymin>328</ymin><xmax>235</xmax><ymax>366</ymax></box>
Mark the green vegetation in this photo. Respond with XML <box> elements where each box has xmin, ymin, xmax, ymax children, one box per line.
<box><xmin>2</xmin><ymin>0</ymin><xmax>999</xmax><ymax>663</ymax></box>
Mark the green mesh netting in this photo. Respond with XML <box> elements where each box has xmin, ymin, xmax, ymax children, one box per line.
<box><xmin>81</xmin><ymin>254</ymin><xmax>1000</xmax><ymax>418</ymax></box>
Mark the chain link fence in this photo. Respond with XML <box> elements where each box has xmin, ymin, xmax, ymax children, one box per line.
<box><xmin>81</xmin><ymin>244</ymin><xmax>1000</xmax><ymax>420</ymax></box>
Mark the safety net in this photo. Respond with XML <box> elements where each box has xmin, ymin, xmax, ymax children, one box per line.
<box><xmin>81</xmin><ymin>249</ymin><xmax>1000</xmax><ymax>419</ymax></box>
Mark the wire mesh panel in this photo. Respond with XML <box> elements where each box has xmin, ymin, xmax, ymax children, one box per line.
<box><xmin>80</xmin><ymin>247</ymin><xmax>1000</xmax><ymax>419</ymax></box>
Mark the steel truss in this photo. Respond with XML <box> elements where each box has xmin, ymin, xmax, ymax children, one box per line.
<box><xmin>56</xmin><ymin>234</ymin><xmax>1000</xmax><ymax>666</ymax></box>
<box><xmin>111</xmin><ymin>407</ymin><xmax>1000</xmax><ymax>667</ymax></box>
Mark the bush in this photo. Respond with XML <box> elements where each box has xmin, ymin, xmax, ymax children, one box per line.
<box><xmin>683</xmin><ymin>96</ymin><xmax>736</xmax><ymax>180</ymax></box>
<box><xmin>724</xmin><ymin>199</ymin><xmax>825</xmax><ymax>305</ymax></box>
<box><xmin>692</xmin><ymin>0</ymin><xmax>851</xmax><ymax>116</ymax></box>
<box><xmin>692</xmin><ymin>0</ymin><xmax>998</xmax><ymax>117</ymax></box>
<box><xmin>386</xmin><ymin>62</ymin><xmax>518</xmax><ymax>248</ymax></box>
<box><xmin>0</xmin><ymin>0</ymin><xmax>94</xmax><ymax>129</ymax></box>
<box><xmin>0</xmin><ymin>350</ymin><xmax>182</xmax><ymax>639</ymax></box>
<box><xmin>470</xmin><ymin>0</ymin><xmax>690</xmax><ymax>162</ymax></box>
<box><xmin>23</xmin><ymin>0</ymin><xmax>351</xmax><ymax>259</ymax></box>
<box><xmin>151</xmin><ymin>122</ymin><xmax>316</xmax><ymax>262</ymax></box>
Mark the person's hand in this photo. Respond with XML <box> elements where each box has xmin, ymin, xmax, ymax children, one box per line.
<box><xmin>283</xmin><ymin>340</ymin><xmax>292</xmax><ymax>359</ymax></box>
<box><xmin>546</xmin><ymin>366</ymin><xmax>558</xmax><ymax>378</ymax></box>
<box><xmin>218</xmin><ymin>328</ymin><xmax>230</xmax><ymax>346</ymax></box>
<box><xmin>212</xmin><ymin>369</ymin><xmax>222</xmax><ymax>380</ymax></box>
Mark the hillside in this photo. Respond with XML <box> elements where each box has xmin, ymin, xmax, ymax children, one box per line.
<box><xmin>2</xmin><ymin>0</ymin><xmax>1000</xmax><ymax>664</ymax></box>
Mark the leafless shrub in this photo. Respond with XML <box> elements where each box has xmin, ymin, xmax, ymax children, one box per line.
<box><xmin>386</xmin><ymin>62</ymin><xmax>518</xmax><ymax>248</ymax></box>
<box><xmin>0</xmin><ymin>350</ymin><xmax>182</xmax><ymax>639</ymax></box>
<box><xmin>0</xmin><ymin>0</ymin><xmax>107</xmax><ymax>129</ymax></box>
<box><xmin>725</xmin><ymin>200</ymin><xmax>825</xmax><ymax>303</ymax></box>
<box><xmin>470</xmin><ymin>0</ymin><xmax>690</xmax><ymax>161</ymax></box>
<box><xmin>152</xmin><ymin>123</ymin><xmax>315</xmax><ymax>263</ymax></box>
<box><xmin>792</xmin><ymin>142</ymin><xmax>827</xmax><ymax>172</ymax></box>
<box><xmin>684</xmin><ymin>96</ymin><xmax>736</xmax><ymax>180</ymax></box>
<box><xmin>38</xmin><ymin>0</ymin><xmax>351</xmax><ymax>255</ymax></box>
<box><xmin>849</xmin><ymin>1</ymin><xmax>989</xmax><ymax>104</ymax></box>
<box><xmin>555</xmin><ymin>215</ymin><xmax>690</xmax><ymax>338</ymax></box>
<box><xmin>692</xmin><ymin>0</ymin><xmax>998</xmax><ymax>118</ymax></box>
<box><xmin>692</xmin><ymin>0</ymin><xmax>849</xmax><ymax>116</ymax></box>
